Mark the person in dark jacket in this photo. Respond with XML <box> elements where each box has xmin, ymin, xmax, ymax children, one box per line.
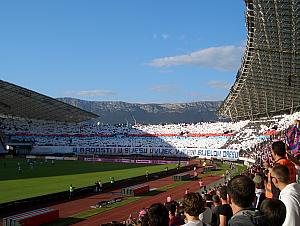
<box><xmin>227</xmin><ymin>175</ymin><xmax>269</xmax><ymax>226</ymax></box>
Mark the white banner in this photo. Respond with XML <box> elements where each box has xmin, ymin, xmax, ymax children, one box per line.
<box><xmin>31</xmin><ymin>146</ymin><xmax>239</xmax><ymax>160</ymax></box>
<box><xmin>186</xmin><ymin>149</ymin><xmax>239</xmax><ymax>160</ymax></box>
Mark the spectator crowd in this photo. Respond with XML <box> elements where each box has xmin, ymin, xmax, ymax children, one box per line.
<box><xmin>1</xmin><ymin>112</ymin><xmax>300</xmax><ymax>157</ymax></box>
<box><xmin>100</xmin><ymin>120</ymin><xmax>300</xmax><ymax>226</ymax></box>
<box><xmin>1</xmin><ymin>112</ymin><xmax>300</xmax><ymax>226</ymax></box>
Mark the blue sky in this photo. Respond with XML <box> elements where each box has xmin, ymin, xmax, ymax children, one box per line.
<box><xmin>0</xmin><ymin>0</ymin><xmax>246</xmax><ymax>103</ymax></box>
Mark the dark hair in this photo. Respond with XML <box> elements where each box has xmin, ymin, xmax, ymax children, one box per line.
<box><xmin>212</xmin><ymin>195</ymin><xmax>221</xmax><ymax>204</ymax></box>
<box><xmin>165</xmin><ymin>202</ymin><xmax>177</xmax><ymax>215</ymax></box>
<box><xmin>182</xmin><ymin>192</ymin><xmax>205</xmax><ymax>216</ymax></box>
<box><xmin>272</xmin><ymin>164</ymin><xmax>290</xmax><ymax>184</ymax></box>
<box><xmin>206</xmin><ymin>201</ymin><xmax>212</xmax><ymax>208</ymax></box>
<box><xmin>272</xmin><ymin>141</ymin><xmax>286</xmax><ymax>157</ymax></box>
<box><xmin>260</xmin><ymin>199</ymin><xmax>286</xmax><ymax>226</ymax></box>
<box><xmin>204</xmin><ymin>194</ymin><xmax>212</xmax><ymax>201</ymax></box>
<box><xmin>143</xmin><ymin>203</ymin><xmax>169</xmax><ymax>226</ymax></box>
<box><xmin>218</xmin><ymin>186</ymin><xmax>228</xmax><ymax>200</ymax></box>
<box><xmin>227</xmin><ymin>175</ymin><xmax>255</xmax><ymax>208</ymax></box>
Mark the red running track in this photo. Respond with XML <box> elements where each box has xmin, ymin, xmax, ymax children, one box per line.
<box><xmin>0</xmin><ymin>173</ymin><xmax>221</xmax><ymax>226</ymax></box>
<box><xmin>71</xmin><ymin>175</ymin><xmax>221</xmax><ymax>225</ymax></box>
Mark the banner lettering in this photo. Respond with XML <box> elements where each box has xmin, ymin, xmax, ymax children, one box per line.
<box><xmin>32</xmin><ymin>146</ymin><xmax>239</xmax><ymax>160</ymax></box>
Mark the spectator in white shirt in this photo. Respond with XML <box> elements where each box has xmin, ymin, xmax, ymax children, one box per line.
<box><xmin>271</xmin><ymin>164</ymin><xmax>300</xmax><ymax>226</ymax></box>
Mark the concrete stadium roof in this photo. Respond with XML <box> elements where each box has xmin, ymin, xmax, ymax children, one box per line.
<box><xmin>218</xmin><ymin>0</ymin><xmax>300</xmax><ymax>120</ymax></box>
<box><xmin>0</xmin><ymin>80</ymin><xmax>98</xmax><ymax>123</ymax></box>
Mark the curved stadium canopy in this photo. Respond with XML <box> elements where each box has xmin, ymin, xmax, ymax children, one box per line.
<box><xmin>0</xmin><ymin>80</ymin><xmax>98</xmax><ymax>123</ymax></box>
<box><xmin>219</xmin><ymin>0</ymin><xmax>300</xmax><ymax>120</ymax></box>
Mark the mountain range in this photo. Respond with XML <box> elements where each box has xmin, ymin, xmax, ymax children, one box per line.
<box><xmin>58</xmin><ymin>97</ymin><xmax>223</xmax><ymax>124</ymax></box>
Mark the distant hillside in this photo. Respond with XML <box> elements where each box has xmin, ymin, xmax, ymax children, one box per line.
<box><xmin>58</xmin><ymin>98</ymin><xmax>223</xmax><ymax>124</ymax></box>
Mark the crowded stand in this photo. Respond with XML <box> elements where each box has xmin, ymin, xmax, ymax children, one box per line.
<box><xmin>99</xmin><ymin>138</ymin><xmax>300</xmax><ymax>226</ymax></box>
<box><xmin>1</xmin><ymin>112</ymin><xmax>299</xmax><ymax>159</ymax></box>
<box><xmin>1</xmin><ymin>117</ymin><xmax>248</xmax><ymax>154</ymax></box>
<box><xmin>1</xmin><ymin>113</ymin><xmax>300</xmax><ymax>226</ymax></box>
<box><xmin>227</xmin><ymin>112</ymin><xmax>300</xmax><ymax>157</ymax></box>
<box><xmin>0</xmin><ymin>116</ymin><xmax>273</xmax><ymax>151</ymax></box>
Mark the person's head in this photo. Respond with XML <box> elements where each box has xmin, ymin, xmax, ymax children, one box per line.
<box><xmin>253</xmin><ymin>174</ymin><xmax>262</xmax><ymax>184</ymax></box>
<box><xmin>142</xmin><ymin>203</ymin><xmax>169</xmax><ymax>226</ymax></box>
<box><xmin>165</xmin><ymin>202</ymin><xmax>177</xmax><ymax>216</ymax></box>
<box><xmin>271</xmin><ymin>164</ymin><xmax>290</xmax><ymax>189</ymax></box>
<box><xmin>182</xmin><ymin>192</ymin><xmax>205</xmax><ymax>217</ymax></box>
<box><xmin>227</xmin><ymin>175</ymin><xmax>255</xmax><ymax>209</ymax></box>
<box><xmin>218</xmin><ymin>186</ymin><xmax>228</xmax><ymax>201</ymax></box>
<box><xmin>260</xmin><ymin>199</ymin><xmax>286</xmax><ymax>226</ymax></box>
<box><xmin>139</xmin><ymin>208</ymin><xmax>147</xmax><ymax>221</ymax></box>
<box><xmin>253</xmin><ymin>174</ymin><xmax>265</xmax><ymax>189</ymax></box>
<box><xmin>204</xmin><ymin>193</ymin><xmax>212</xmax><ymax>201</ymax></box>
<box><xmin>271</xmin><ymin>141</ymin><xmax>286</xmax><ymax>159</ymax></box>
<box><xmin>212</xmin><ymin>195</ymin><xmax>221</xmax><ymax>206</ymax></box>
<box><xmin>293</xmin><ymin>119</ymin><xmax>300</xmax><ymax>128</ymax></box>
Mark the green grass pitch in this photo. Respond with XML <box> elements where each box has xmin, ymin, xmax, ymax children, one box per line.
<box><xmin>0</xmin><ymin>158</ymin><xmax>176</xmax><ymax>204</ymax></box>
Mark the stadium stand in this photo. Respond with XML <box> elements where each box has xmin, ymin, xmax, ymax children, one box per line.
<box><xmin>2</xmin><ymin>1</ymin><xmax>300</xmax><ymax>224</ymax></box>
<box><xmin>0</xmin><ymin>132</ymin><xmax>5</xmax><ymax>154</ymax></box>
<box><xmin>218</xmin><ymin>0</ymin><xmax>300</xmax><ymax>120</ymax></box>
<box><xmin>0</xmin><ymin>80</ymin><xmax>98</xmax><ymax>123</ymax></box>
<box><xmin>0</xmin><ymin>112</ymin><xmax>298</xmax><ymax>161</ymax></box>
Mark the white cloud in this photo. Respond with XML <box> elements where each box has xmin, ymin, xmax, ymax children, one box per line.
<box><xmin>207</xmin><ymin>80</ymin><xmax>231</xmax><ymax>89</ymax></box>
<box><xmin>65</xmin><ymin>90</ymin><xmax>117</xmax><ymax>97</ymax></box>
<box><xmin>149</xmin><ymin>85</ymin><xmax>177</xmax><ymax>93</ymax></box>
<box><xmin>148</xmin><ymin>45</ymin><xmax>244</xmax><ymax>71</ymax></box>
